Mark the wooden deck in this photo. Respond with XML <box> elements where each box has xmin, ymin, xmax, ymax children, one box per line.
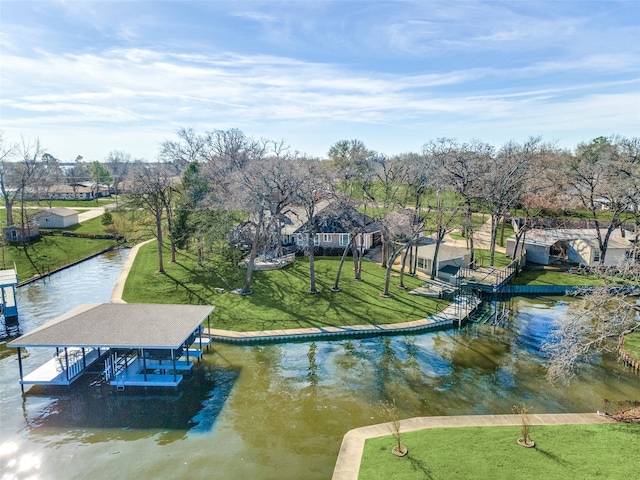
<box><xmin>21</xmin><ymin>348</ymin><xmax>101</xmax><ymax>385</ymax></box>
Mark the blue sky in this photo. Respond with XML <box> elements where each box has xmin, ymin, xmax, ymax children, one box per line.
<box><xmin>1</xmin><ymin>1</ymin><xmax>639</xmax><ymax>161</ymax></box>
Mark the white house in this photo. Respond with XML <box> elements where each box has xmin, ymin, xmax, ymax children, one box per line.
<box><xmin>506</xmin><ymin>228</ymin><xmax>635</xmax><ymax>267</ymax></box>
<box><xmin>413</xmin><ymin>241</ymin><xmax>471</xmax><ymax>283</ymax></box>
<box><xmin>34</xmin><ymin>207</ymin><xmax>80</xmax><ymax>228</ymax></box>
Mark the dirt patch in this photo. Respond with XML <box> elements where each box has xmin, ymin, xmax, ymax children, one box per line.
<box><xmin>608</xmin><ymin>406</ymin><xmax>640</xmax><ymax>423</ymax></box>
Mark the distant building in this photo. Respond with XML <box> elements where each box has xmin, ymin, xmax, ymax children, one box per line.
<box><xmin>33</xmin><ymin>207</ymin><xmax>79</xmax><ymax>228</ymax></box>
<box><xmin>23</xmin><ymin>183</ymin><xmax>110</xmax><ymax>201</ymax></box>
<box><xmin>506</xmin><ymin>228</ymin><xmax>635</xmax><ymax>267</ymax></box>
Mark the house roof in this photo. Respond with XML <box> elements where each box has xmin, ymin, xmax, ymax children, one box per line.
<box><xmin>294</xmin><ymin>204</ymin><xmax>380</xmax><ymax>235</ymax></box>
<box><xmin>35</xmin><ymin>207</ymin><xmax>79</xmax><ymax>218</ymax></box>
<box><xmin>416</xmin><ymin>242</ymin><xmax>470</xmax><ymax>262</ymax></box>
<box><xmin>8</xmin><ymin>304</ymin><xmax>214</xmax><ymax>349</ymax></box>
<box><xmin>278</xmin><ymin>200</ymin><xmax>332</xmax><ymax>235</ymax></box>
<box><xmin>513</xmin><ymin>229</ymin><xmax>633</xmax><ymax>250</ymax></box>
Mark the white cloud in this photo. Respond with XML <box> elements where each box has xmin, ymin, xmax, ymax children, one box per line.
<box><xmin>1</xmin><ymin>1</ymin><xmax>638</xmax><ymax>160</ymax></box>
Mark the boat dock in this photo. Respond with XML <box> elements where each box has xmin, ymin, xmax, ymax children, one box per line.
<box><xmin>8</xmin><ymin>303</ymin><xmax>215</xmax><ymax>392</ymax></box>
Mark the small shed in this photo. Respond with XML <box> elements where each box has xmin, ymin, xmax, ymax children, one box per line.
<box><xmin>3</xmin><ymin>223</ymin><xmax>40</xmax><ymax>243</ymax></box>
<box><xmin>414</xmin><ymin>242</ymin><xmax>471</xmax><ymax>283</ymax></box>
<box><xmin>34</xmin><ymin>207</ymin><xmax>79</xmax><ymax>228</ymax></box>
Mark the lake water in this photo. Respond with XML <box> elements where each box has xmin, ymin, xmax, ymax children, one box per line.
<box><xmin>1</xmin><ymin>252</ymin><xmax>638</xmax><ymax>479</ymax></box>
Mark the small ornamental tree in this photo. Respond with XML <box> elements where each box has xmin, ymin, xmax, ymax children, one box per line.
<box><xmin>380</xmin><ymin>399</ymin><xmax>408</xmax><ymax>456</ymax></box>
<box><xmin>101</xmin><ymin>208</ymin><xmax>114</xmax><ymax>227</ymax></box>
<box><xmin>512</xmin><ymin>403</ymin><xmax>534</xmax><ymax>447</ymax></box>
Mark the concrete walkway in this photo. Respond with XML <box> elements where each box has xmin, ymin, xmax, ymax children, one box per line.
<box><xmin>332</xmin><ymin>412</ymin><xmax>614</xmax><ymax>480</ymax></box>
<box><xmin>76</xmin><ymin>202</ymin><xmax>117</xmax><ymax>222</ymax></box>
<box><xmin>110</xmin><ymin>238</ymin><xmax>155</xmax><ymax>303</ymax></box>
<box><xmin>203</xmin><ymin>295</ymin><xmax>479</xmax><ymax>344</ymax></box>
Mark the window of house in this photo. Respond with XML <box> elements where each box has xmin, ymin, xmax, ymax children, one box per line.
<box><xmin>339</xmin><ymin>234</ymin><xmax>350</xmax><ymax>246</ymax></box>
<box><xmin>314</xmin><ymin>234</ymin><xmax>320</xmax><ymax>246</ymax></box>
<box><xmin>297</xmin><ymin>233</ymin><xmax>303</xmax><ymax>243</ymax></box>
<box><xmin>593</xmin><ymin>250</ymin><xmax>601</xmax><ymax>263</ymax></box>
<box><xmin>323</xmin><ymin>234</ymin><xmax>331</xmax><ymax>243</ymax></box>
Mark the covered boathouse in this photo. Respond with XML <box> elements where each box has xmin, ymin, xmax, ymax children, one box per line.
<box><xmin>8</xmin><ymin>303</ymin><xmax>214</xmax><ymax>392</ymax></box>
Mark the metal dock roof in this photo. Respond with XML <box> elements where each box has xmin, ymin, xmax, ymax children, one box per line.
<box><xmin>8</xmin><ymin>303</ymin><xmax>214</xmax><ymax>349</ymax></box>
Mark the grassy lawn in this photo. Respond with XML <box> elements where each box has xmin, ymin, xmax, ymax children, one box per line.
<box><xmin>624</xmin><ymin>332</ymin><xmax>640</xmax><ymax>359</ymax></box>
<box><xmin>3</xmin><ymin>235</ymin><xmax>117</xmax><ymax>280</ymax></box>
<box><xmin>360</xmin><ymin>423</ymin><xmax>640</xmax><ymax>480</ymax></box>
<box><xmin>509</xmin><ymin>269</ymin><xmax>622</xmax><ymax>286</ymax></box>
<box><xmin>474</xmin><ymin>249</ymin><xmax>512</xmax><ymax>268</ymax></box>
<box><xmin>122</xmin><ymin>243</ymin><xmax>449</xmax><ymax>331</ymax></box>
<box><xmin>23</xmin><ymin>198</ymin><xmax>114</xmax><ymax>208</ymax></box>
<box><xmin>61</xmin><ymin>215</ymin><xmax>111</xmax><ymax>235</ymax></box>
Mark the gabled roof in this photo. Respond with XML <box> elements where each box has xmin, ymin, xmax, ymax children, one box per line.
<box><xmin>294</xmin><ymin>204</ymin><xmax>380</xmax><ymax>235</ymax></box>
<box><xmin>35</xmin><ymin>207</ymin><xmax>79</xmax><ymax>218</ymax></box>
<box><xmin>514</xmin><ymin>229</ymin><xmax>633</xmax><ymax>250</ymax></box>
<box><xmin>8</xmin><ymin>304</ymin><xmax>215</xmax><ymax>349</ymax></box>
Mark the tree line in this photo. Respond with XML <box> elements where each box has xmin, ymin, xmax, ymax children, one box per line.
<box><xmin>2</xmin><ymin>130</ymin><xmax>638</xmax><ymax>291</ymax></box>
<box><xmin>2</xmin><ymin>128</ymin><xmax>639</xmax><ymax>381</ymax></box>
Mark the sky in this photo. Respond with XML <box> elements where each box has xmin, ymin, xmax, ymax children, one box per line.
<box><xmin>1</xmin><ymin>0</ymin><xmax>639</xmax><ymax>161</ymax></box>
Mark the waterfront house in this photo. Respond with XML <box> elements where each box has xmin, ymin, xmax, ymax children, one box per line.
<box><xmin>294</xmin><ymin>204</ymin><xmax>381</xmax><ymax>253</ymax></box>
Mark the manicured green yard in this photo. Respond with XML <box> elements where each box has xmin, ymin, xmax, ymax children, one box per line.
<box><xmin>62</xmin><ymin>215</ymin><xmax>111</xmax><ymax>235</ymax></box>
<box><xmin>624</xmin><ymin>332</ymin><xmax>640</xmax><ymax>359</ymax></box>
<box><xmin>23</xmin><ymin>198</ymin><xmax>114</xmax><ymax>208</ymax></box>
<box><xmin>474</xmin><ymin>249</ymin><xmax>512</xmax><ymax>268</ymax></box>
<box><xmin>122</xmin><ymin>243</ymin><xmax>449</xmax><ymax>331</ymax></box>
<box><xmin>510</xmin><ymin>269</ymin><xmax>614</xmax><ymax>286</ymax></box>
<box><xmin>360</xmin><ymin>423</ymin><xmax>640</xmax><ymax>480</ymax></box>
<box><xmin>3</xmin><ymin>235</ymin><xmax>117</xmax><ymax>280</ymax></box>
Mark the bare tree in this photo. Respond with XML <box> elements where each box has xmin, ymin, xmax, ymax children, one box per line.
<box><xmin>429</xmin><ymin>139</ymin><xmax>493</xmax><ymax>266</ymax></box>
<box><xmin>105</xmin><ymin>150</ymin><xmax>131</xmax><ymax>203</ymax></box>
<box><xmin>543</xmin><ymin>271</ymin><xmax>640</xmax><ymax>384</ymax></box>
<box><xmin>66</xmin><ymin>156</ymin><xmax>90</xmax><ymax>200</ymax></box>
<box><xmin>293</xmin><ymin>158</ymin><xmax>328</xmax><ymax>294</ymax></box>
<box><xmin>0</xmin><ymin>133</ymin><xmax>18</xmax><ymax>225</ymax></box>
<box><xmin>129</xmin><ymin>161</ymin><xmax>177</xmax><ymax>273</ymax></box>
<box><xmin>327</xmin><ymin>139</ymin><xmax>376</xmax><ymax>283</ymax></box>
<box><xmin>40</xmin><ymin>153</ymin><xmax>65</xmax><ymax>207</ymax></box>
<box><xmin>479</xmin><ymin>137</ymin><xmax>542</xmax><ymax>266</ymax></box>
<box><xmin>565</xmin><ymin>136</ymin><xmax>640</xmax><ymax>265</ymax></box>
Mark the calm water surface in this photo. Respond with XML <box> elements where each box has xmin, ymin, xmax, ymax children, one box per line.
<box><xmin>1</xmin><ymin>254</ymin><xmax>638</xmax><ymax>479</ymax></box>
